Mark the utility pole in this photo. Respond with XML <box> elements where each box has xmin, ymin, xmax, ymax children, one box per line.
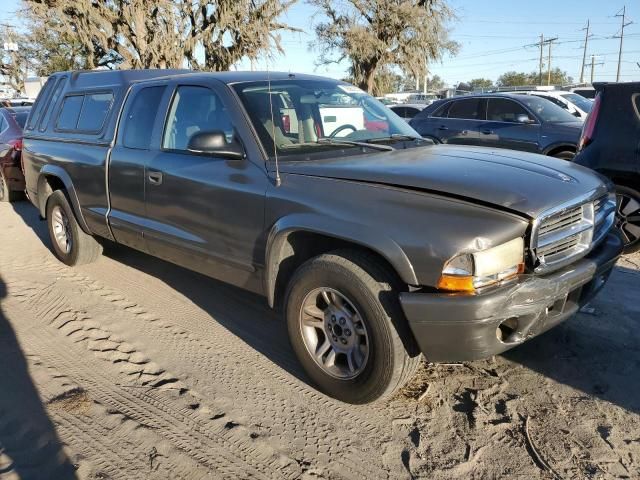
<box><xmin>588</xmin><ymin>55</ymin><xmax>604</xmax><ymax>83</ymax></box>
<box><xmin>579</xmin><ymin>20</ymin><xmax>591</xmax><ymax>84</ymax></box>
<box><xmin>615</xmin><ymin>6</ymin><xmax>633</xmax><ymax>82</ymax></box>
<box><xmin>538</xmin><ymin>34</ymin><xmax>544</xmax><ymax>86</ymax></box>
<box><xmin>536</xmin><ymin>35</ymin><xmax>557</xmax><ymax>86</ymax></box>
<box><xmin>546</xmin><ymin>37</ymin><xmax>558</xmax><ymax>86</ymax></box>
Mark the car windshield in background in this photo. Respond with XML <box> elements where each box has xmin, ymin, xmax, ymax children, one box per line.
<box><xmin>560</xmin><ymin>93</ymin><xmax>593</xmax><ymax>113</ymax></box>
<box><xmin>518</xmin><ymin>95</ymin><xmax>579</xmax><ymax>123</ymax></box>
<box><xmin>233</xmin><ymin>80</ymin><xmax>421</xmax><ymax>159</ymax></box>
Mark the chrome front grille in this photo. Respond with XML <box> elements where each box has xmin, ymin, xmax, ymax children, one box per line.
<box><xmin>532</xmin><ymin>193</ymin><xmax>616</xmax><ymax>273</ymax></box>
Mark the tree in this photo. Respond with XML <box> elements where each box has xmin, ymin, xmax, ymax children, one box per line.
<box><xmin>497</xmin><ymin>69</ymin><xmax>572</xmax><ymax>87</ymax></box>
<box><xmin>468</xmin><ymin>78</ymin><xmax>493</xmax><ymax>90</ymax></box>
<box><xmin>427</xmin><ymin>74</ymin><xmax>445</xmax><ymax>91</ymax></box>
<box><xmin>496</xmin><ymin>71</ymin><xmax>533</xmax><ymax>87</ymax></box>
<box><xmin>23</xmin><ymin>0</ymin><xmax>298</xmax><ymax>71</ymax></box>
<box><xmin>311</xmin><ymin>0</ymin><xmax>458</xmax><ymax>94</ymax></box>
<box><xmin>0</xmin><ymin>27</ymin><xmax>27</xmax><ymax>93</ymax></box>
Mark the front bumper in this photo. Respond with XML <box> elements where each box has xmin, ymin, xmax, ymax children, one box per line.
<box><xmin>400</xmin><ymin>232</ymin><xmax>624</xmax><ymax>362</ymax></box>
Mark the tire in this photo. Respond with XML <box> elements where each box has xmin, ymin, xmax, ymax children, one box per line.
<box><xmin>615</xmin><ymin>185</ymin><xmax>640</xmax><ymax>254</ymax></box>
<box><xmin>285</xmin><ymin>249</ymin><xmax>421</xmax><ymax>404</ymax></box>
<box><xmin>46</xmin><ymin>190</ymin><xmax>103</xmax><ymax>266</ymax></box>
<box><xmin>550</xmin><ymin>150</ymin><xmax>575</xmax><ymax>161</ymax></box>
<box><xmin>0</xmin><ymin>172</ymin><xmax>21</xmax><ymax>202</ymax></box>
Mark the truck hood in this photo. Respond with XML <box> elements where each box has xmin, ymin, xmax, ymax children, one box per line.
<box><xmin>278</xmin><ymin>145</ymin><xmax>608</xmax><ymax>218</ymax></box>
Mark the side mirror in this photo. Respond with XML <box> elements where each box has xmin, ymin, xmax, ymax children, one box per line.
<box><xmin>573</xmin><ymin>110</ymin><xmax>582</xmax><ymax>117</ymax></box>
<box><xmin>515</xmin><ymin>114</ymin><xmax>534</xmax><ymax>124</ymax></box>
<box><xmin>187</xmin><ymin>130</ymin><xmax>244</xmax><ymax>160</ymax></box>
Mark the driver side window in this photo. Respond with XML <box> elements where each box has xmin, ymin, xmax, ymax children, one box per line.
<box><xmin>162</xmin><ymin>86</ymin><xmax>234</xmax><ymax>151</ymax></box>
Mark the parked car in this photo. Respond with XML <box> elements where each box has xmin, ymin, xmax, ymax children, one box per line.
<box><xmin>1</xmin><ymin>98</ymin><xmax>34</xmax><ymax>107</ymax></box>
<box><xmin>23</xmin><ymin>70</ymin><xmax>622</xmax><ymax>403</ymax></box>
<box><xmin>406</xmin><ymin>93</ymin><xmax>439</xmax><ymax>105</ymax></box>
<box><xmin>410</xmin><ymin>93</ymin><xmax>582</xmax><ymax>159</ymax></box>
<box><xmin>389</xmin><ymin>103</ymin><xmax>428</xmax><ymax>122</ymax></box>
<box><xmin>574</xmin><ymin>82</ymin><xmax>640</xmax><ymax>253</ymax></box>
<box><xmin>510</xmin><ymin>90</ymin><xmax>592</xmax><ymax>120</ymax></box>
<box><xmin>571</xmin><ymin>87</ymin><xmax>596</xmax><ymax>99</ymax></box>
<box><xmin>0</xmin><ymin>106</ymin><xmax>30</xmax><ymax>202</ymax></box>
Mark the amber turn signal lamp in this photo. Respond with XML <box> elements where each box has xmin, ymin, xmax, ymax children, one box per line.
<box><xmin>437</xmin><ymin>274</ymin><xmax>475</xmax><ymax>292</ymax></box>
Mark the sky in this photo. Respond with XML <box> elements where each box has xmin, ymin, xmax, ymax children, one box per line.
<box><xmin>2</xmin><ymin>0</ymin><xmax>639</xmax><ymax>88</ymax></box>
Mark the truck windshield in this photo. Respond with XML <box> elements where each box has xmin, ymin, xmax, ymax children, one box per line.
<box><xmin>233</xmin><ymin>79</ymin><xmax>421</xmax><ymax>159</ymax></box>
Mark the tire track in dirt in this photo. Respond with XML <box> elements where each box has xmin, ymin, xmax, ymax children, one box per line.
<box><xmin>3</xmin><ymin>278</ymin><xmax>302</xmax><ymax>480</ymax></box>
<box><xmin>30</xmin><ymin>358</ymin><xmax>210</xmax><ymax>480</ymax></box>
<box><xmin>1</xmin><ymin>255</ymin><xmax>400</xmax><ymax>479</ymax></box>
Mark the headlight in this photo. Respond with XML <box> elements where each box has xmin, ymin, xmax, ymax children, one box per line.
<box><xmin>437</xmin><ymin>237</ymin><xmax>525</xmax><ymax>292</ymax></box>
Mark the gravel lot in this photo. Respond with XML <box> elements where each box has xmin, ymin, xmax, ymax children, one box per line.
<box><xmin>1</xmin><ymin>200</ymin><xmax>639</xmax><ymax>480</ymax></box>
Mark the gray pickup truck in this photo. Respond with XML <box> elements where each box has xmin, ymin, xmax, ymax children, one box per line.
<box><xmin>23</xmin><ymin>70</ymin><xmax>623</xmax><ymax>404</ymax></box>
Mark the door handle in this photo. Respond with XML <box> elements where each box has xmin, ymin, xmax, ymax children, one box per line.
<box><xmin>481</xmin><ymin>129</ymin><xmax>493</xmax><ymax>135</ymax></box>
<box><xmin>437</xmin><ymin>125</ymin><xmax>449</xmax><ymax>131</ymax></box>
<box><xmin>148</xmin><ymin>171</ymin><xmax>163</xmax><ymax>185</ymax></box>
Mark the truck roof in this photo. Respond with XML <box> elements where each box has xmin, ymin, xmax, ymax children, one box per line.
<box><xmin>57</xmin><ymin>69</ymin><xmax>342</xmax><ymax>89</ymax></box>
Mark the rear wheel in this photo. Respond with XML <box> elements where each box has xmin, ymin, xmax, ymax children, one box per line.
<box><xmin>46</xmin><ymin>190</ymin><xmax>103</xmax><ymax>266</ymax></box>
<box><xmin>285</xmin><ymin>249</ymin><xmax>420</xmax><ymax>404</ymax></box>
<box><xmin>615</xmin><ymin>185</ymin><xmax>640</xmax><ymax>253</ymax></box>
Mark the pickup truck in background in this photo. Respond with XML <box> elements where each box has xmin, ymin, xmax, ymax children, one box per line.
<box><xmin>22</xmin><ymin>70</ymin><xmax>623</xmax><ymax>404</ymax></box>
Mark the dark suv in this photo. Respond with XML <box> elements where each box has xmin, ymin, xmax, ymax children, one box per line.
<box><xmin>574</xmin><ymin>82</ymin><xmax>640</xmax><ymax>253</ymax></box>
<box><xmin>410</xmin><ymin>94</ymin><xmax>582</xmax><ymax>159</ymax></box>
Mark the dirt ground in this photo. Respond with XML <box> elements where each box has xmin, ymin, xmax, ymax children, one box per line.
<box><xmin>0</xmin><ymin>200</ymin><xmax>639</xmax><ymax>480</ymax></box>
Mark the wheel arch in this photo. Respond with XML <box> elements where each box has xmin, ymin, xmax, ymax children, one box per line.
<box><xmin>543</xmin><ymin>143</ymin><xmax>577</xmax><ymax>157</ymax></box>
<box><xmin>36</xmin><ymin>165</ymin><xmax>91</xmax><ymax>234</ymax></box>
<box><xmin>264</xmin><ymin>213</ymin><xmax>419</xmax><ymax>309</ymax></box>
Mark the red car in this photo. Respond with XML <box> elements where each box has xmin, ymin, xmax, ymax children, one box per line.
<box><xmin>0</xmin><ymin>106</ymin><xmax>30</xmax><ymax>202</ymax></box>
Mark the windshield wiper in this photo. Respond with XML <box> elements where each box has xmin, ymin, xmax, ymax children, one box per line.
<box><xmin>279</xmin><ymin>138</ymin><xmax>394</xmax><ymax>152</ymax></box>
<box><xmin>365</xmin><ymin>134</ymin><xmax>425</xmax><ymax>144</ymax></box>
<box><xmin>317</xmin><ymin>138</ymin><xmax>394</xmax><ymax>151</ymax></box>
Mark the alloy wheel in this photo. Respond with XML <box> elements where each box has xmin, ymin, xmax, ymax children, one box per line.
<box><xmin>299</xmin><ymin>287</ymin><xmax>370</xmax><ymax>380</ymax></box>
<box><xmin>616</xmin><ymin>193</ymin><xmax>640</xmax><ymax>247</ymax></box>
<box><xmin>51</xmin><ymin>206</ymin><xmax>73</xmax><ymax>254</ymax></box>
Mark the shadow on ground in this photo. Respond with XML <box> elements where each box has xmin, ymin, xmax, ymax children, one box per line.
<box><xmin>0</xmin><ymin>273</ymin><xmax>77</xmax><ymax>479</ymax></box>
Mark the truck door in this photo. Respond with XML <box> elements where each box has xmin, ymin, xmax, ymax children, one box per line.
<box><xmin>108</xmin><ymin>82</ymin><xmax>170</xmax><ymax>252</ymax></box>
<box><xmin>143</xmin><ymin>82</ymin><xmax>267</xmax><ymax>288</ymax></box>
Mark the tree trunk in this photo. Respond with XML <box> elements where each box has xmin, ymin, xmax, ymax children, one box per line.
<box><xmin>364</xmin><ymin>62</ymin><xmax>378</xmax><ymax>94</ymax></box>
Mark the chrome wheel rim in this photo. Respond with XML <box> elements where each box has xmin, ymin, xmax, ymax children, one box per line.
<box><xmin>299</xmin><ymin>287</ymin><xmax>370</xmax><ymax>380</ymax></box>
<box><xmin>51</xmin><ymin>206</ymin><xmax>72</xmax><ymax>254</ymax></box>
<box><xmin>616</xmin><ymin>193</ymin><xmax>640</xmax><ymax>247</ymax></box>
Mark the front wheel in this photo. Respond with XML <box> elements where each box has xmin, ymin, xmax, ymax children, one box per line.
<box><xmin>615</xmin><ymin>185</ymin><xmax>640</xmax><ymax>254</ymax></box>
<box><xmin>285</xmin><ymin>250</ymin><xmax>420</xmax><ymax>404</ymax></box>
<box><xmin>46</xmin><ymin>190</ymin><xmax>103</xmax><ymax>266</ymax></box>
